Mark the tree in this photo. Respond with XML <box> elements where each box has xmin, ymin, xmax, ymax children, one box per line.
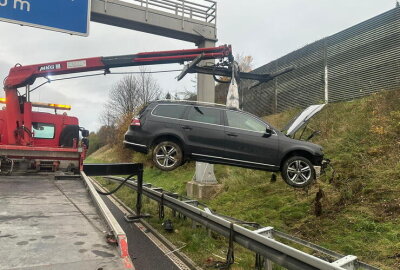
<box><xmin>179</xmin><ymin>88</ymin><xmax>197</xmax><ymax>101</ymax></box>
<box><xmin>100</xmin><ymin>107</ymin><xmax>116</xmax><ymax>127</ymax></box>
<box><xmin>165</xmin><ymin>92</ymin><xmax>172</xmax><ymax>100</ymax></box>
<box><xmin>97</xmin><ymin>125</ymin><xmax>115</xmax><ymax>145</ymax></box>
<box><xmin>214</xmin><ymin>53</ymin><xmax>254</xmax><ymax>85</ymax></box>
<box><xmin>102</xmin><ymin>66</ymin><xmax>161</xmax><ymax>121</ymax></box>
<box><xmin>235</xmin><ymin>53</ymin><xmax>254</xmax><ymax>73</ymax></box>
<box><xmin>215</xmin><ymin>53</ymin><xmax>254</xmax><ymax>104</ymax></box>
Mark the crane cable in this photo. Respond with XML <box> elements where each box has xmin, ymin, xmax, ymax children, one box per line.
<box><xmin>18</xmin><ymin>62</ymin><xmax>242</xmax><ymax>96</ymax></box>
<box><xmin>24</xmin><ymin>69</ymin><xmax>183</xmax><ymax>95</ymax></box>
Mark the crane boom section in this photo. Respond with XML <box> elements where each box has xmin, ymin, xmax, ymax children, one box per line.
<box><xmin>5</xmin><ymin>45</ymin><xmax>232</xmax><ymax>89</ymax></box>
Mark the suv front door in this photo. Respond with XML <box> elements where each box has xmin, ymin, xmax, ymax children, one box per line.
<box><xmin>182</xmin><ymin>106</ymin><xmax>225</xmax><ymax>157</ymax></box>
<box><xmin>223</xmin><ymin>110</ymin><xmax>279</xmax><ymax>169</ymax></box>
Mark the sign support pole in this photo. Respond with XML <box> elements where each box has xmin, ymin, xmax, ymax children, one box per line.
<box><xmin>195</xmin><ymin>39</ymin><xmax>217</xmax><ymax>184</ymax></box>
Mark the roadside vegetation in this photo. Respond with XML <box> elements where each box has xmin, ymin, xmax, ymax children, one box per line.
<box><xmin>87</xmin><ymin>90</ymin><xmax>400</xmax><ymax>270</ymax></box>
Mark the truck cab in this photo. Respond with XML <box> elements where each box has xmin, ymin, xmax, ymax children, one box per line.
<box><xmin>0</xmin><ymin>102</ymin><xmax>88</xmax><ymax>173</ymax></box>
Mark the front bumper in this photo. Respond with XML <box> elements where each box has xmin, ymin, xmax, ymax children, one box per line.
<box><xmin>314</xmin><ymin>158</ymin><xmax>331</xmax><ymax>179</ymax></box>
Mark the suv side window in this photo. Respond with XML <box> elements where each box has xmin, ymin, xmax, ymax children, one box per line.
<box><xmin>225</xmin><ymin>110</ymin><xmax>267</xmax><ymax>133</ymax></box>
<box><xmin>152</xmin><ymin>104</ymin><xmax>186</xmax><ymax>119</ymax></box>
<box><xmin>187</xmin><ymin>106</ymin><xmax>222</xmax><ymax>125</ymax></box>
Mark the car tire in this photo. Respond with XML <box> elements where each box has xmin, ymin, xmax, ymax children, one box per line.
<box><xmin>152</xmin><ymin>141</ymin><xmax>183</xmax><ymax>171</ymax></box>
<box><xmin>281</xmin><ymin>156</ymin><xmax>315</xmax><ymax>188</ymax></box>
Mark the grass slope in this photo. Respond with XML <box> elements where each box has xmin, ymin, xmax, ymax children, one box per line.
<box><xmin>87</xmin><ymin>90</ymin><xmax>400</xmax><ymax>270</ymax></box>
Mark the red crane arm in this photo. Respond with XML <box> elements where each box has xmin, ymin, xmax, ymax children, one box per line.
<box><xmin>4</xmin><ymin>45</ymin><xmax>232</xmax><ymax>89</ymax></box>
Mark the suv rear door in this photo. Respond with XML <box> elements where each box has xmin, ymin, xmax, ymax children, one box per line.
<box><xmin>182</xmin><ymin>106</ymin><xmax>225</xmax><ymax>157</ymax></box>
<box><xmin>223</xmin><ymin>110</ymin><xmax>280</xmax><ymax>169</ymax></box>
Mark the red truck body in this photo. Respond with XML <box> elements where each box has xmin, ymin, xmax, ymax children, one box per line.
<box><xmin>0</xmin><ymin>108</ymin><xmax>79</xmax><ymax>147</ymax></box>
<box><xmin>0</xmin><ymin>100</ymin><xmax>84</xmax><ymax>172</ymax></box>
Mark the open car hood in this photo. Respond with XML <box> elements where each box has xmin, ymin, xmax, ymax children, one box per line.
<box><xmin>282</xmin><ymin>104</ymin><xmax>326</xmax><ymax>137</ymax></box>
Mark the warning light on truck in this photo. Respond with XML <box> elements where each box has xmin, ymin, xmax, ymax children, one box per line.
<box><xmin>0</xmin><ymin>98</ymin><xmax>71</xmax><ymax>110</ymax></box>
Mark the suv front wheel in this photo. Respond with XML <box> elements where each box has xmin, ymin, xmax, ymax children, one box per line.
<box><xmin>152</xmin><ymin>141</ymin><xmax>183</xmax><ymax>171</ymax></box>
<box><xmin>281</xmin><ymin>156</ymin><xmax>315</xmax><ymax>188</ymax></box>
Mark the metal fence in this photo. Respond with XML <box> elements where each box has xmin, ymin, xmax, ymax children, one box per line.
<box><xmin>242</xmin><ymin>6</ymin><xmax>400</xmax><ymax>116</ymax></box>
<box><xmin>120</xmin><ymin>0</ymin><xmax>217</xmax><ymax>24</ymax></box>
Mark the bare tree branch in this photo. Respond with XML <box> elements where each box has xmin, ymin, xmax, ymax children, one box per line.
<box><xmin>102</xmin><ymin>67</ymin><xmax>162</xmax><ymax>123</ymax></box>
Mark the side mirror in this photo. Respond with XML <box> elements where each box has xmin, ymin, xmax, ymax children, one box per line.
<box><xmin>81</xmin><ymin>129</ymin><xmax>89</xmax><ymax>138</ymax></box>
<box><xmin>264</xmin><ymin>127</ymin><xmax>273</xmax><ymax>137</ymax></box>
<box><xmin>82</xmin><ymin>137</ymin><xmax>89</xmax><ymax>148</ymax></box>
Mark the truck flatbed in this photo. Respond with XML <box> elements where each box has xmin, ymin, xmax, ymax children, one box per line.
<box><xmin>0</xmin><ymin>175</ymin><xmax>132</xmax><ymax>270</ymax></box>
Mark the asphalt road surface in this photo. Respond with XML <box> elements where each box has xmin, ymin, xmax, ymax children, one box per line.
<box><xmin>100</xmin><ymin>194</ymin><xmax>186</xmax><ymax>270</ymax></box>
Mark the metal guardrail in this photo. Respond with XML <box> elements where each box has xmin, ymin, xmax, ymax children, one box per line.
<box><xmin>104</xmin><ymin>175</ymin><xmax>380</xmax><ymax>270</ymax></box>
<box><xmin>120</xmin><ymin>0</ymin><xmax>217</xmax><ymax>23</ymax></box>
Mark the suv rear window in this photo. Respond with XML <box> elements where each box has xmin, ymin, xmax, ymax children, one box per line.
<box><xmin>137</xmin><ymin>104</ymin><xmax>149</xmax><ymax>117</ymax></box>
<box><xmin>152</xmin><ymin>104</ymin><xmax>186</xmax><ymax>119</ymax></box>
<box><xmin>187</xmin><ymin>106</ymin><xmax>222</xmax><ymax>125</ymax></box>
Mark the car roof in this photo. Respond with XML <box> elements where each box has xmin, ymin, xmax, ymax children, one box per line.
<box><xmin>152</xmin><ymin>99</ymin><xmax>240</xmax><ymax>111</ymax></box>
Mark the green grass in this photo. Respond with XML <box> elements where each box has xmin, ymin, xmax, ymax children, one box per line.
<box><xmin>88</xmin><ymin>90</ymin><xmax>400</xmax><ymax>270</ymax></box>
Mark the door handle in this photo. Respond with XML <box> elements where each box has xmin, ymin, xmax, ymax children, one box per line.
<box><xmin>182</xmin><ymin>126</ymin><xmax>192</xmax><ymax>130</ymax></box>
<box><xmin>226</xmin><ymin>132</ymin><xmax>238</xmax><ymax>137</ymax></box>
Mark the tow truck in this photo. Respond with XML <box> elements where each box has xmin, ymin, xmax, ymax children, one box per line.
<box><xmin>0</xmin><ymin>45</ymin><xmax>290</xmax><ymax>173</ymax></box>
<box><xmin>0</xmin><ymin>45</ymin><xmax>290</xmax><ymax>269</ymax></box>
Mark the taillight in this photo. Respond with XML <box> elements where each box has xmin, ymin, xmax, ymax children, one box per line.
<box><xmin>130</xmin><ymin>117</ymin><xmax>141</xmax><ymax>126</ymax></box>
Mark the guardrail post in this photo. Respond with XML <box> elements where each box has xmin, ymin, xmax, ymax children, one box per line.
<box><xmin>331</xmin><ymin>255</ymin><xmax>357</xmax><ymax>270</ymax></box>
<box><xmin>136</xmin><ymin>170</ymin><xmax>144</xmax><ymax>216</ymax></box>
<box><xmin>253</xmin><ymin>227</ymin><xmax>274</xmax><ymax>270</ymax></box>
<box><xmin>191</xmin><ymin>201</ymin><xmax>200</xmax><ymax>228</ymax></box>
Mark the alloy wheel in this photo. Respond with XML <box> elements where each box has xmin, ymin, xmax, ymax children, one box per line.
<box><xmin>155</xmin><ymin>144</ymin><xmax>179</xmax><ymax>169</ymax></box>
<box><xmin>286</xmin><ymin>160</ymin><xmax>312</xmax><ymax>185</ymax></box>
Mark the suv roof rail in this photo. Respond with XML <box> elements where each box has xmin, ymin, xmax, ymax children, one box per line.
<box><xmin>155</xmin><ymin>99</ymin><xmax>240</xmax><ymax>110</ymax></box>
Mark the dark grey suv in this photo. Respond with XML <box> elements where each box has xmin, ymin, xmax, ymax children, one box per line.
<box><xmin>124</xmin><ymin>100</ymin><xmax>325</xmax><ymax>188</ymax></box>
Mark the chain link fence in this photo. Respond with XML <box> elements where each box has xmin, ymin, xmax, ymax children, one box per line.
<box><xmin>242</xmin><ymin>6</ymin><xmax>400</xmax><ymax>116</ymax></box>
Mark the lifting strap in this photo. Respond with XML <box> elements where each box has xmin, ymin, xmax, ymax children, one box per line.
<box><xmin>207</xmin><ymin>222</ymin><xmax>235</xmax><ymax>269</ymax></box>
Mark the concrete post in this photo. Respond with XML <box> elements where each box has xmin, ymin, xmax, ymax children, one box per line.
<box><xmin>186</xmin><ymin>39</ymin><xmax>222</xmax><ymax>199</ymax></box>
<box><xmin>195</xmin><ymin>39</ymin><xmax>217</xmax><ymax>184</ymax></box>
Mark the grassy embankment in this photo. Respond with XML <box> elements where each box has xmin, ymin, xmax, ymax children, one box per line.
<box><xmin>86</xmin><ymin>90</ymin><xmax>400</xmax><ymax>270</ymax></box>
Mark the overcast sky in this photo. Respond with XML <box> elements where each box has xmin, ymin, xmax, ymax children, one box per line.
<box><xmin>0</xmin><ymin>0</ymin><xmax>397</xmax><ymax>132</ymax></box>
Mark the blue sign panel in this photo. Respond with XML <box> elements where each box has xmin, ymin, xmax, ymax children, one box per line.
<box><xmin>0</xmin><ymin>0</ymin><xmax>90</xmax><ymax>36</ymax></box>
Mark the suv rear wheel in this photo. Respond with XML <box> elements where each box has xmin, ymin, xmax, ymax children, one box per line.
<box><xmin>281</xmin><ymin>156</ymin><xmax>315</xmax><ymax>188</ymax></box>
<box><xmin>152</xmin><ymin>141</ymin><xmax>183</xmax><ymax>171</ymax></box>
